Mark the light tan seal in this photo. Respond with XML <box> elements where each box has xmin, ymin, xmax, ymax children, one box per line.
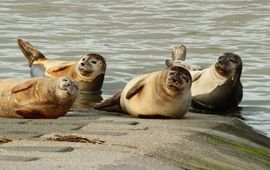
<box><xmin>165</xmin><ymin>44</ymin><xmax>201</xmax><ymax>71</ymax></box>
<box><xmin>17</xmin><ymin>38</ymin><xmax>106</xmax><ymax>92</ymax></box>
<box><xmin>191</xmin><ymin>53</ymin><xmax>243</xmax><ymax>112</ymax></box>
<box><xmin>0</xmin><ymin>76</ymin><xmax>79</xmax><ymax>119</ymax></box>
<box><xmin>94</xmin><ymin>65</ymin><xmax>192</xmax><ymax>118</ymax></box>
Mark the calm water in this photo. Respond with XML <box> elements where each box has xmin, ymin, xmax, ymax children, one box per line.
<box><xmin>0</xmin><ymin>0</ymin><xmax>269</xmax><ymax>137</ymax></box>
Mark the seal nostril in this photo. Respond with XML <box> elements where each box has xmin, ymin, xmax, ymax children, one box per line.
<box><xmin>81</xmin><ymin>62</ymin><xmax>85</xmax><ymax>66</ymax></box>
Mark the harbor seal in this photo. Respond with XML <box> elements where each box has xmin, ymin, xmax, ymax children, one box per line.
<box><xmin>94</xmin><ymin>65</ymin><xmax>192</xmax><ymax>118</ymax></box>
<box><xmin>191</xmin><ymin>53</ymin><xmax>243</xmax><ymax>112</ymax></box>
<box><xmin>17</xmin><ymin>38</ymin><xmax>106</xmax><ymax>91</ymax></box>
<box><xmin>165</xmin><ymin>44</ymin><xmax>201</xmax><ymax>71</ymax></box>
<box><xmin>0</xmin><ymin>77</ymin><xmax>79</xmax><ymax>119</ymax></box>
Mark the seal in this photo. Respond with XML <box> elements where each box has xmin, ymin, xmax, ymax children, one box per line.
<box><xmin>0</xmin><ymin>76</ymin><xmax>79</xmax><ymax>119</ymax></box>
<box><xmin>165</xmin><ymin>44</ymin><xmax>201</xmax><ymax>71</ymax></box>
<box><xmin>94</xmin><ymin>65</ymin><xmax>192</xmax><ymax>118</ymax></box>
<box><xmin>191</xmin><ymin>53</ymin><xmax>243</xmax><ymax>112</ymax></box>
<box><xmin>17</xmin><ymin>38</ymin><xmax>106</xmax><ymax>91</ymax></box>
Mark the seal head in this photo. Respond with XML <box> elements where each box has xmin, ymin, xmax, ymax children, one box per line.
<box><xmin>55</xmin><ymin>76</ymin><xmax>79</xmax><ymax>103</ymax></box>
<box><xmin>76</xmin><ymin>53</ymin><xmax>106</xmax><ymax>78</ymax></box>
<box><xmin>215</xmin><ymin>53</ymin><xmax>242</xmax><ymax>80</ymax></box>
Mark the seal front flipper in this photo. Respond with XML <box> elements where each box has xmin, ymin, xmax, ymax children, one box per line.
<box><xmin>15</xmin><ymin>106</ymin><xmax>58</xmax><ymax>119</ymax></box>
<box><xmin>46</xmin><ymin>63</ymin><xmax>74</xmax><ymax>78</ymax></box>
<box><xmin>125</xmin><ymin>79</ymin><xmax>145</xmax><ymax>99</ymax></box>
<box><xmin>11</xmin><ymin>79</ymin><xmax>37</xmax><ymax>93</ymax></box>
<box><xmin>17</xmin><ymin>38</ymin><xmax>47</xmax><ymax>67</ymax></box>
<box><xmin>94</xmin><ymin>90</ymin><xmax>123</xmax><ymax>112</ymax></box>
<box><xmin>15</xmin><ymin>107</ymin><xmax>44</xmax><ymax>119</ymax></box>
<box><xmin>191</xmin><ymin>71</ymin><xmax>203</xmax><ymax>82</ymax></box>
<box><xmin>191</xmin><ymin>79</ymin><xmax>243</xmax><ymax>112</ymax></box>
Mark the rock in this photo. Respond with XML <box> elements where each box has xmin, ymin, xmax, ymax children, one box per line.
<box><xmin>0</xmin><ymin>111</ymin><xmax>269</xmax><ymax>169</ymax></box>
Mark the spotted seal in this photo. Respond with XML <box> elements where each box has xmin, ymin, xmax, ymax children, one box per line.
<box><xmin>191</xmin><ymin>53</ymin><xmax>243</xmax><ymax>112</ymax></box>
<box><xmin>94</xmin><ymin>65</ymin><xmax>192</xmax><ymax>118</ymax></box>
<box><xmin>17</xmin><ymin>38</ymin><xmax>106</xmax><ymax>91</ymax></box>
<box><xmin>0</xmin><ymin>77</ymin><xmax>79</xmax><ymax>118</ymax></box>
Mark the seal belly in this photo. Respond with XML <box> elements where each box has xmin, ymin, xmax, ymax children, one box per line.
<box><xmin>31</xmin><ymin>64</ymin><xmax>46</xmax><ymax>77</ymax></box>
<box><xmin>0</xmin><ymin>80</ymin><xmax>22</xmax><ymax>118</ymax></box>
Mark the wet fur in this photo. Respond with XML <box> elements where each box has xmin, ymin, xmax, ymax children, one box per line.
<box><xmin>191</xmin><ymin>53</ymin><xmax>243</xmax><ymax>112</ymax></box>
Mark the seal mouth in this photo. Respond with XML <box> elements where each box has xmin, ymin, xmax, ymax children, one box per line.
<box><xmin>167</xmin><ymin>84</ymin><xmax>183</xmax><ymax>91</ymax></box>
<box><xmin>215</xmin><ymin>62</ymin><xmax>229</xmax><ymax>76</ymax></box>
<box><xmin>167</xmin><ymin>77</ymin><xmax>184</xmax><ymax>92</ymax></box>
<box><xmin>78</xmin><ymin>65</ymin><xmax>93</xmax><ymax>76</ymax></box>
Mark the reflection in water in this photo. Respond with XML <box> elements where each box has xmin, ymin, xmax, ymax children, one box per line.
<box><xmin>73</xmin><ymin>91</ymin><xmax>103</xmax><ymax>109</ymax></box>
<box><xmin>0</xmin><ymin>0</ymin><xmax>269</xmax><ymax>137</ymax></box>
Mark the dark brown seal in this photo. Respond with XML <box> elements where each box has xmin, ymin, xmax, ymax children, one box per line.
<box><xmin>191</xmin><ymin>53</ymin><xmax>243</xmax><ymax>112</ymax></box>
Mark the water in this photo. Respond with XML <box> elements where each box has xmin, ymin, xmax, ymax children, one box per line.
<box><xmin>0</xmin><ymin>0</ymin><xmax>269</xmax><ymax>137</ymax></box>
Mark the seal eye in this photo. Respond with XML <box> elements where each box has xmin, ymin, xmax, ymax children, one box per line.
<box><xmin>218</xmin><ymin>56</ymin><xmax>224</xmax><ymax>60</ymax></box>
<box><xmin>91</xmin><ymin>60</ymin><xmax>97</xmax><ymax>64</ymax></box>
<box><xmin>230</xmin><ymin>59</ymin><xmax>237</xmax><ymax>63</ymax></box>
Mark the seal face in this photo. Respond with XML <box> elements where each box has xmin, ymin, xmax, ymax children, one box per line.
<box><xmin>191</xmin><ymin>53</ymin><xmax>243</xmax><ymax>112</ymax></box>
<box><xmin>214</xmin><ymin>53</ymin><xmax>242</xmax><ymax>79</ymax></box>
<box><xmin>94</xmin><ymin>66</ymin><xmax>192</xmax><ymax>118</ymax></box>
<box><xmin>17</xmin><ymin>38</ymin><xmax>106</xmax><ymax>92</ymax></box>
<box><xmin>0</xmin><ymin>77</ymin><xmax>79</xmax><ymax>119</ymax></box>
<box><xmin>166</xmin><ymin>66</ymin><xmax>191</xmax><ymax>92</ymax></box>
<box><xmin>56</xmin><ymin>77</ymin><xmax>79</xmax><ymax>101</ymax></box>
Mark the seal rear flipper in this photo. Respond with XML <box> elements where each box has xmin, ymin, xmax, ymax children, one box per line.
<box><xmin>17</xmin><ymin>38</ymin><xmax>47</xmax><ymax>67</ymax></box>
<box><xmin>125</xmin><ymin>79</ymin><xmax>145</xmax><ymax>100</ymax></box>
<box><xmin>94</xmin><ymin>90</ymin><xmax>124</xmax><ymax>113</ymax></box>
<box><xmin>11</xmin><ymin>79</ymin><xmax>37</xmax><ymax>93</ymax></box>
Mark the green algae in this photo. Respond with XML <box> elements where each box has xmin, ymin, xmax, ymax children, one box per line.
<box><xmin>179</xmin><ymin>153</ymin><xmax>231</xmax><ymax>170</ymax></box>
<box><xmin>200</xmin><ymin>132</ymin><xmax>270</xmax><ymax>159</ymax></box>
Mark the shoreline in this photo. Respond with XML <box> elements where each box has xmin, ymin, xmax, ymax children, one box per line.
<box><xmin>0</xmin><ymin>110</ymin><xmax>270</xmax><ymax>169</ymax></box>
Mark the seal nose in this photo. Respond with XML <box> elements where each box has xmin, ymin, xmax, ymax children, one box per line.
<box><xmin>172</xmin><ymin>78</ymin><xmax>178</xmax><ymax>83</ymax></box>
<box><xmin>81</xmin><ymin>62</ymin><xmax>85</xmax><ymax>66</ymax></box>
<box><xmin>218</xmin><ymin>60</ymin><xmax>224</xmax><ymax>65</ymax></box>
